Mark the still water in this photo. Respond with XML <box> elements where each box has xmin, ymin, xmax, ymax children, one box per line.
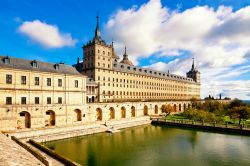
<box><xmin>44</xmin><ymin>125</ymin><xmax>250</xmax><ymax>166</ymax></box>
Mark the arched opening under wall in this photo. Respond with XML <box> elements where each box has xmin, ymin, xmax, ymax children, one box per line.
<box><xmin>154</xmin><ymin>105</ymin><xmax>158</xmax><ymax>114</ymax></box>
<box><xmin>121</xmin><ymin>107</ymin><xmax>126</xmax><ymax>118</ymax></box>
<box><xmin>188</xmin><ymin>104</ymin><xmax>191</xmax><ymax>108</ymax></box>
<box><xmin>179</xmin><ymin>104</ymin><xmax>182</xmax><ymax>111</ymax></box>
<box><xmin>131</xmin><ymin>106</ymin><xmax>136</xmax><ymax>117</ymax></box>
<box><xmin>74</xmin><ymin>109</ymin><xmax>82</xmax><ymax>121</ymax></box>
<box><xmin>109</xmin><ymin>107</ymin><xmax>115</xmax><ymax>120</ymax></box>
<box><xmin>18</xmin><ymin>111</ymin><xmax>31</xmax><ymax>129</ymax></box>
<box><xmin>96</xmin><ymin>108</ymin><xmax>102</xmax><ymax>121</ymax></box>
<box><xmin>184</xmin><ymin>104</ymin><xmax>186</xmax><ymax>111</ymax></box>
<box><xmin>45</xmin><ymin>110</ymin><xmax>56</xmax><ymax>126</ymax></box>
<box><xmin>144</xmin><ymin>105</ymin><xmax>148</xmax><ymax>116</ymax></box>
<box><xmin>173</xmin><ymin>104</ymin><xmax>177</xmax><ymax>112</ymax></box>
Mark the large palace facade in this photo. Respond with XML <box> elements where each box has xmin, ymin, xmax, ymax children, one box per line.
<box><xmin>0</xmin><ymin>17</ymin><xmax>200</xmax><ymax>131</ymax></box>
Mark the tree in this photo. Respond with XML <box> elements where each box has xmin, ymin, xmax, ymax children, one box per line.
<box><xmin>161</xmin><ymin>104</ymin><xmax>175</xmax><ymax>116</ymax></box>
<box><xmin>228</xmin><ymin>99</ymin><xmax>246</xmax><ymax>109</ymax></box>
<box><xmin>229</xmin><ymin>106</ymin><xmax>250</xmax><ymax>125</ymax></box>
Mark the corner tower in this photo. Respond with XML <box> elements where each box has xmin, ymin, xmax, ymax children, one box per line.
<box><xmin>187</xmin><ymin>58</ymin><xmax>200</xmax><ymax>83</ymax></box>
<box><xmin>82</xmin><ymin>15</ymin><xmax>115</xmax><ymax>79</ymax></box>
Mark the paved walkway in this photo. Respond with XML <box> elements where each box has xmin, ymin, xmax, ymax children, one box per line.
<box><xmin>0</xmin><ymin>133</ymin><xmax>43</xmax><ymax>166</ymax></box>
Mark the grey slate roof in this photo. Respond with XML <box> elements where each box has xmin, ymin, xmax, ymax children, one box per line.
<box><xmin>112</xmin><ymin>62</ymin><xmax>195</xmax><ymax>83</ymax></box>
<box><xmin>0</xmin><ymin>55</ymin><xmax>83</xmax><ymax>76</ymax></box>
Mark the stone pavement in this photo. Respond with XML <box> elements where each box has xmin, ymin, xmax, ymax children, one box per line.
<box><xmin>0</xmin><ymin>133</ymin><xmax>43</xmax><ymax>166</ymax></box>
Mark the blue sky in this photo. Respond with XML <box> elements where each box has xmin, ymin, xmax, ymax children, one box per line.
<box><xmin>1</xmin><ymin>0</ymin><xmax>250</xmax><ymax>99</ymax></box>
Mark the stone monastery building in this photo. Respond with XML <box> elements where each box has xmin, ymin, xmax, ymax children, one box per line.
<box><xmin>0</xmin><ymin>16</ymin><xmax>200</xmax><ymax>131</ymax></box>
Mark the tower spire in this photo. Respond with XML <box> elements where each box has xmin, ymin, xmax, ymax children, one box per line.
<box><xmin>123</xmin><ymin>46</ymin><xmax>128</xmax><ymax>60</ymax></box>
<box><xmin>192</xmin><ymin>58</ymin><xmax>195</xmax><ymax>70</ymax></box>
<box><xmin>94</xmin><ymin>12</ymin><xmax>101</xmax><ymax>39</ymax></box>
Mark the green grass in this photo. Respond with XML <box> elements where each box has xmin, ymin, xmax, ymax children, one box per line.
<box><xmin>165</xmin><ymin>115</ymin><xmax>187</xmax><ymax>120</ymax></box>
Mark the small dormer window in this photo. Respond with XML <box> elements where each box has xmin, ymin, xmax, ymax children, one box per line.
<box><xmin>55</xmin><ymin>64</ymin><xmax>59</xmax><ymax>70</ymax></box>
<box><xmin>139</xmin><ymin>69</ymin><xmax>142</xmax><ymax>72</ymax></box>
<box><xmin>3</xmin><ymin>56</ymin><xmax>10</xmax><ymax>64</ymax></box>
<box><xmin>133</xmin><ymin>68</ymin><xmax>136</xmax><ymax>71</ymax></box>
<box><xmin>150</xmin><ymin>71</ymin><xmax>152</xmax><ymax>74</ymax></box>
<box><xmin>121</xmin><ymin>65</ymin><xmax>124</xmax><ymax>68</ymax></box>
<box><xmin>31</xmin><ymin>60</ymin><xmax>38</xmax><ymax>68</ymax></box>
<box><xmin>127</xmin><ymin>66</ymin><xmax>130</xmax><ymax>70</ymax></box>
<box><xmin>114</xmin><ymin>64</ymin><xmax>117</xmax><ymax>67</ymax></box>
<box><xmin>144</xmin><ymin>70</ymin><xmax>147</xmax><ymax>73</ymax></box>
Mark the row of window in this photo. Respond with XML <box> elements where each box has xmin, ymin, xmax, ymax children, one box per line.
<box><xmin>6</xmin><ymin>97</ymin><xmax>63</xmax><ymax>105</ymax></box>
<box><xmin>102</xmin><ymin>91</ymin><xmax>197</xmax><ymax>97</ymax></box>
<box><xmin>85</xmin><ymin>49</ymin><xmax>111</xmax><ymax>56</ymax></box>
<box><xmin>5</xmin><ymin>74</ymin><xmax>79</xmax><ymax>87</ymax></box>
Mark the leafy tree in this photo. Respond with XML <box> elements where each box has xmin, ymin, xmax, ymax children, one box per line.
<box><xmin>228</xmin><ymin>98</ymin><xmax>246</xmax><ymax>109</ymax></box>
<box><xmin>229</xmin><ymin>106</ymin><xmax>250</xmax><ymax>125</ymax></box>
<box><xmin>161</xmin><ymin>104</ymin><xmax>175</xmax><ymax>116</ymax></box>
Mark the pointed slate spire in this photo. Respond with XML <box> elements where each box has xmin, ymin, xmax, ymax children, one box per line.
<box><xmin>94</xmin><ymin>13</ymin><xmax>101</xmax><ymax>39</ymax></box>
<box><xmin>123</xmin><ymin>46</ymin><xmax>128</xmax><ymax>60</ymax></box>
<box><xmin>192</xmin><ymin>58</ymin><xmax>195</xmax><ymax>71</ymax></box>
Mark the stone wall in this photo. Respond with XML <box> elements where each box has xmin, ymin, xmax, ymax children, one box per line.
<box><xmin>0</xmin><ymin>100</ymin><xmax>191</xmax><ymax>131</ymax></box>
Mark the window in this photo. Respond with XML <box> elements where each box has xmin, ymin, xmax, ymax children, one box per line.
<box><xmin>47</xmin><ymin>78</ymin><xmax>51</xmax><ymax>86</ymax></box>
<box><xmin>21</xmin><ymin>76</ymin><xmax>26</xmax><ymax>85</ymax></box>
<box><xmin>6</xmin><ymin>97</ymin><xmax>12</xmax><ymax>105</ymax></box>
<box><xmin>58</xmin><ymin>97</ymin><xmax>62</xmax><ymax>104</ymax></box>
<box><xmin>3</xmin><ymin>56</ymin><xmax>10</xmax><ymax>64</ymax></box>
<box><xmin>6</xmin><ymin>74</ymin><xmax>12</xmax><ymax>84</ymax></box>
<box><xmin>58</xmin><ymin>79</ymin><xmax>62</xmax><ymax>87</ymax></box>
<box><xmin>75</xmin><ymin>80</ymin><xmax>78</xmax><ymax>88</ymax></box>
<box><xmin>31</xmin><ymin>60</ymin><xmax>38</xmax><ymax>68</ymax></box>
<box><xmin>47</xmin><ymin>97</ymin><xmax>51</xmax><ymax>104</ymax></box>
<box><xmin>35</xmin><ymin>77</ymin><xmax>39</xmax><ymax>85</ymax></box>
<box><xmin>35</xmin><ymin>97</ymin><xmax>39</xmax><ymax>104</ymax></box>
<box><xmin>55</xmin><ymin>64</ymin><xmax>59</xmax><ymax>70</ymax></box>
<box><xmin>21</xmin><ymin>97</ymin><xmax>26</xmax><ymax>104</ymax></box>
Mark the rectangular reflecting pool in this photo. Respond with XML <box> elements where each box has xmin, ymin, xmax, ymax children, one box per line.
<box><xmin>44</xmin><ymin>125</ymin><xmax>250</xmax><ymax>166</ymax></box>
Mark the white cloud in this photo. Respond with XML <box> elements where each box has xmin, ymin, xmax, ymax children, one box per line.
<box><xmin>18</xmin><ymin>20</ymin><xmax>77</xmax><ymax>48</ymax></box>
<box><xmin>104</xmin><ymin>0</ymin><xmax>250</xmax><ymax>99</ymax></box>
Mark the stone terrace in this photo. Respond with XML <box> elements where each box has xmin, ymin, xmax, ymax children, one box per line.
<box><xmin>0</xmin><ymin>133</ymin><xmax>43</xmax><ymax>166</ymax></box>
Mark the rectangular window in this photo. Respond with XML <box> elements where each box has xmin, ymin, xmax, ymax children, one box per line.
<box><xmin>75</xmin><ymin>80</ymin><xmax>78</xmax><ymax>88</ymax></box>
<box><xmin>6</xmin><ymin>97</ymin><xmax>12</xmax><ymax>105</ymax></box>
<box><xmin>58</xmin><ymin>79</ymin><xmax>62</xmax><ymax>87</ymax></box>
<box><xmin>35</xmin><ymin>77</ymin><xmax>39</xmax><ymax>85</ymax></box>
<box><xmin>21</xmin><ymin>97</ymin><xmax>26</xmax><ymax>104</ymax></box>
<box><xmin>35</xmin><ymin>97</ymin><xmax>39</xmax><ymax>104</ymax></box>
<box><xmin>47</xmin><ymin>78</ymin><xmax>51</xmax><ymax>86</ymax></box>
<box><xmin>6</xmin><ymin>74</ymin><xmax>12</xmax><ymax>84</ymax></box>
<box><xmin>58</xmin><ymin>97</ymin><xmax>62</xmax><ymax>104</ymax></box>
<box><xmin>47</xmin><ymin>97</ymin><xmax>51</xmax><ymax>104</ymax></box>
<box><xmin>21</xmin><ymin>76</ymin><xmax>26</xmax><ymax>85</ymax></box>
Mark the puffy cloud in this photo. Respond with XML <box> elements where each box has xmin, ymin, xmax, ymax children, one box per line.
<box><xmin>104</xmin><ymin>0</ymin><xmax>250</xmax><ymax>99</ymax></box>
<box><xmin>18</xmin><ymin>20</ymin><xmax>77</xmax><ymax>48</ymax></box>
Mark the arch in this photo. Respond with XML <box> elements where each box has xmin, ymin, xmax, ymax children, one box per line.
<box><xmin>144</xmin><ymin>105</ymin><xmax>148</xmax><ymax>116</ymax></box>
<box><xmin>173</xmin><ymin>104</ymin><xmax>177</xmax><ymax>112</ymax></box>
<box><xmin>96</xmin><ymin>108</ymin><xmax>102</xmax><ymax>121</ymax></box>
<box><xmin>179</xmin><ymin>104</ymin><xmax>182</xmax><ymax>111</ymax></box>
<box><xmin>18</xmin><ymin>111</ymin><xmax>31</xmax><ymax>128</ymax></box>
<box><xmin>154</xmin><ymin>105</ymin><xmax>158</xmax><ymax>114</ymax></box>
<box><xmin>188</xmin><ymin>103</ymin><xmax>191</xmax><ymax>108</ymax></box>
<box><xmin>184</xmin><ymin>103</ymin><xmax>187</xmax><ymax>111</ymax></box>
<box><xmin>74</xmin><ymin>109</ymin><xmax>82</xmax><ymax>121</ymax></box>
<box><xmin>109</xmin><ymin>107</ymin><xmax>115</xmax><ymax>120</ymax></box>
<box><xmin>121</xmin><ymin>107</ymin><xmax>126</xmax><ymax>118</ymax></box>
<box><xmin>45</xmin><ymin>110</ymin><xmax>56</xmax><ymax>126</ymax></box>
<box><xmin>131</xmin><ymin>106</ymin><xmax>136</xmax><ymax>117</ymax></box>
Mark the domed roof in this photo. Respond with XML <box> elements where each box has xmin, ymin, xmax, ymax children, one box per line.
<box><xmin>120</xmin><ymin>46</ymin><xmax>134</xmax><ymax>66</ymax></box>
